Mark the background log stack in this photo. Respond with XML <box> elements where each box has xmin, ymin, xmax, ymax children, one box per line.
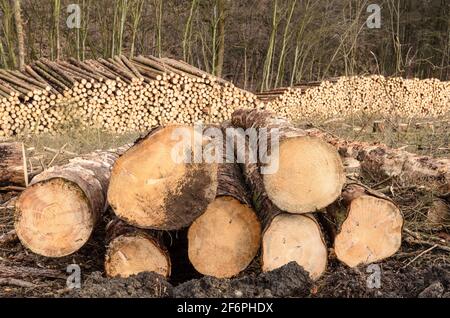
<box><xmin>2</xmin><ymin>56</ymin><xmax>450</xmax><ymax>139</ymax></box>
<box><xmin>260</xmin><ymin>75</ymin><xmax>450</xmax><ymax>121</ymax></box>
<box><xmin>0</xmin><ymin>55</ymin><xmax>259</xmax><ymax>137</ymax></box>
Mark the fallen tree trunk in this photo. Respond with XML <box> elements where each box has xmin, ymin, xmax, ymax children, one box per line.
<box><xmin>15</xmin><ymin>146</ymin><xmax>129</xmax><ymax>257</ymax></box>
<box><xmin>324</xmin><ymin>183</ymin><xmax>403</xmax><ymax>268</ymax></box>
<box><xmin>188</xmin><ymin>141</ymin><xmax>261</xmax><ymax>278</ymax></box>
<box><xmin>108</xmin><ymin>125</ymin><xmax>218</xmax><ymax>230</ymax></box>
<box><xmin>226</xmin><ymin>126</ymin><xmax>327</xmax><ymax>280</ymax></box>
<box><xmin>105</xmin><ymin>218</ymin><xmax>171</xmax><ymax>278</ymax></box>
<box><xmin>231</xmin><ymin>109</ymin><xmax>345</xmax><ymax>213</ymax></box>
<box><xmin>0</xmin><ymin>142</ymin><xmax>28</xmax><ymax>187</ymax></box>
<box><xmin>306</xmin><ymin>128</ymin><xmax>450</xmax><ymax>193</ymax></box>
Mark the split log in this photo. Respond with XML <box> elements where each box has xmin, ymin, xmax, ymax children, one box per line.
<box><xmin>108</xmin><ymin>125</ymin><xmax>218</xmax><ymax>230</ymax></box>
<box><xmin>15</xmin><ymin>146</ymin><xmax>129</xmax><ymax>257</ymax></box>
<box><xmin>105</xmin><ymin>218</ymin><xmax>171</xmax><ymax>278</ymax></box>
<box><xmin>0</xmin><ymin>142</ymin><xmax>28</xmax><ymax>187</ymax></box>
<box><xmin>226</xmin><ymin>126</ymin><xmax>327</xmax><ymax>280</ymax></box>
<box><xmin>326</xmin><ymin>183</ymin><xmax>403</xmax><ymax>268</ymax></box>
<box><xmin>231</xmin><ymin>108</ymin><xmax>345</xmax><ymax>213</ymax></box>
<box><xmin>187</xmin><ymin>143</ymin><xmax>261</xmax><ymax>278</ymax></box>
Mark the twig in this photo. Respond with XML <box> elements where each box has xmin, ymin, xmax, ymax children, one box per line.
<box><xmin>401</xmin><ymin>244</ymin><xmax>438</xmax><ymax>269</ymax></box>
<box><xmin>47</xmin><ymin>143</ymin><xmax>68</xmax><ymax>168</ymax></box>
<box><xmin>0</xmin><ymin>186</ymin><xmax>26</xmax><ymax>192</ymax></box>
<box><xmin>0</xmin><ymin>278</ymin><xmax>36</xmax><ymax>288</ymax></box>
<box><xmin>43</xmin><ymin>146</ymin><xmax>78</xmax><ymax>157</ymax></box>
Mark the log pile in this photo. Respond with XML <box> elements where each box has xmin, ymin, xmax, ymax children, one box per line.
<box><xmin>260</xmin><ymin>75</ymin><xmax>450</xmax><ymax>120</ymax></box>
<box><xmin>0</xmin><ymin>55</ymin><xmax>258</xmax><ymax>137</ymax></box>
<box><xmin>9</xmin><ymin>110</ymin><xmax>412</xmax><ymax>281</ymax></box>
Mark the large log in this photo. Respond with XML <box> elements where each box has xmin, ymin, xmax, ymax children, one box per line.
<box><xmin>306</xmin><ymin>128</ymin><xmax>450</xmax><ymax>193</ymax></box>
<box><xmin>0</xmin><ymin>142</ymin><xmax>28</xmax><ymax>187</ymax></box>
<box><xmin>187</xmin><ymin>139</ymin><xmax>261</xmax><ymax>278</ymax></box>
<box><xmin>108</xmin><ymin>125</ymin><xmax>218</xmax><ymax>230</ymax></box>
<box><xmin>105</xmin><ymin>218</ymin><xmax>171</xmax><ymax>278</ymax></box>
<box><xmin>231</xmin><ymin>109</ymin><xmax>345</xmax><ymax>214</ymax></box>
<box><xmin>15</xmin><ymin>146</ymin><xmax>128</xmax><ymax>257</ymax></box>
<box><xmin>226</xmin><ymin>126</ymin><xmax>328</xmax><ymax>280</ymax></box>
<box><xmin>325</xmin><ymin>183</ymin><xmax>404</xmax><ymax>268</ymax></box>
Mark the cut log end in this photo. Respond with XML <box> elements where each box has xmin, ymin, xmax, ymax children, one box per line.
<box><xmin>188</xmin><ymin>196</ymin><xmax>261</xmax><ymax>278</ymax></box>
<box><xmin>334</xmin><ymin>195</ymin><xmax>403</xmax><ymax>268</ymax></box>
<box><xmin>263</xmin><ymin>136</ymin><xmax>345</xmax><ymax>213</ymax></box>
<box><xmin>262</xmin><ymin>214</ymin><xmax>328</xmax><ymax>280</ymax></box>
<box><xmin>108</xmin><ymin>125</ymin><xmax>218</xmax><ymax>230</ymax></box>
<box><xmin>105</xmin><ymin>233</ymin><xmax>171</xmax><ymax>278</ymax></box>
<box><xmin>15</xmin><ymin>178</ymin><xmax>93</xmax><ymax>257</ymax></box>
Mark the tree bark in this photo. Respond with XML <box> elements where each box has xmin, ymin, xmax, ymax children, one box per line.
<box><xmin>214</xmin><ymin>0</ymin><xmax>226</xmax><ymax>78</ymax></box>
<box><xmin>231</xmin><ymin>108</ymin><xmax>345</xmax><ymax>214</ymax></box>
<box><xmin>108</xmin><ymin>125</ymin><xmax>218</xmax><ymax>230</ymax></box>
<box><xmin>105</xmin><ymin>218</ymin><xmax>171</xmax><ymax>278</ymax></box>
<box><xmin>0</xmin><ymin>142</ymin><xmax>27</xmax><ymax>187</ymax></box>
<box><xmin>306</xmin><ymin>128</ymin><xmax>450</xmax><ymax>193</ymax></box>
<box><xmin>15</xmin><ymin>145</ymin><xmax>129</xmax><ymax>257</ymax></box>
<box><xmin>12</xmin><ymin>0</ymin><xmax>25</xmax><ymax>70</ymax></box>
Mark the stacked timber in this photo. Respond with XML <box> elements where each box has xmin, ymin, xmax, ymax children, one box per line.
<box><xmin>261</xmin><ymin>75</ymin><xmax>450</xmax><ymax>120</ymax></box>
<box><xmin>10</xmin><ymin>112</ymin><xmax>412</xmax><ymax>280</ymax></box>
<box><xmin>0</xmin><ymin>55</ymin><xmax>259</xmax><ymax>137</ymax></box>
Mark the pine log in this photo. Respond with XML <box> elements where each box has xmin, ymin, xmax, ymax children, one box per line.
<box><xmin>105</xmin><ymin>218</ymin><xmax>171</xmax><ymax>278</ymax></box>
<box><xmin>226</xmin><ymin>126</ymin><xmax>327</xmax><ymax>280</ymax></box>
<box><xmin>325</xmin><ymin>183</ymin><xmax>403</xmax><ymax>267</ymax></box>
<box><xmin>231</xmin><ymin>108</ymin><xmax>345</xmax><ymax>214</ymax></box>
<box><xmin>0</xmin><ymin>142</ymin><xmax>28</xmax><ymax>187</ymax></box>
<box><xmin>188</xmin><ymin>139</ymin><xmax>261</xmax><ymax>278</ymax></box>
<box><xmin>108</xmin><ymin>125</ymin><xmax>218</xmax><ymax>230</ymax></box>
<box><xmin>15</xmin><ymin>146</ymin><xmax>129</xmax><ymax>257</ymax></box>
<box><xmin>306</xmin><ymin>128</ymin><xmax>450</xmax><ymax>193</ymax></box>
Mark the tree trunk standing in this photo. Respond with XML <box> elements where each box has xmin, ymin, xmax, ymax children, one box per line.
<box><xmin>105</xmin><ymin>218</ymin><xmax>171</xmax><ymax>278</ymax></box>
<box><xmin>12</xmin><ymin>0</ymin><xmax>25</xmax><ymax>70</ymax></box>
<box><xmin>108</xmin><ymin>125</ymin><xmax>218</xmax><ymax>230</ymax></box>
<box><xmin>324</xmin><ymin>183</ymin><xmax>403</xmax><ymax>268</ymax></box>
<box><xmin>0</xmin><ymin>142</ymin><xmax>28</xmax><ymax>187</ymax></box>
<box><xmin>188</xmin><ymin>136</ymin><xmax>261</xmax><ymax>278</ymax></box>
<box><xmin>214</xmin><ymin>0</ymin><xmax>225</xmax><ymax>78</ymax></box>
<box><xmin>15</xmin><ymin>146</ymin><xmax>129</xmax><ymax>257</ymax></box>
<box><xmin>53</xmin><ymin>0</ymin><xmax>61</xmax><ymax>60</ymax></box>
<box><xmin>231</xmin><ymin>109</ymin><xmax>345</xmax><ymax>214</ymax></box>
<box><xmin>225</xmin><ymin>124</ymin><xmax>328</xmax><ymax>280</ymax></box>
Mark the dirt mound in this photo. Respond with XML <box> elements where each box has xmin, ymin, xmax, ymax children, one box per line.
<box><xmin>314</xmin><ymin>260</ymin><xmax>450</xmax><ymax>298</ymax></box>
<box><xmin>67</xmin><ymin>271</ymin><xmax>173</xmax><ymax>298</ymax></box>
<box><xmin>173</xmin><ymin>262</ymin><xmax>312</xmax><ymax>298</ymax></box>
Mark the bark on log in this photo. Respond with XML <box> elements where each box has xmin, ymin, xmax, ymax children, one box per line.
<box><xmin>105</xmin><ymin>218</ymin><xmax>171</xmax><ymax>278</ymax></box>
<box><xmin>306</xmin><ymin>128</ymin><xmax>450</xmax><ymax>193</ymax></box>
<box><xmin>324</xmin><ymin>183</ymin><xmax>403</xmax><ymax>268</ymax></box>
<box><xmin>15</xmin><ymin>146</ymin><xmax>129</xmax><ymax>257</ymax></box>
<box><xmin>231</xmin><ymin>108</ymin><xmax>345</xmax><ymax>213</ymax></box>
<box><xmin>108</xmin><ymin>125</ymin><xmax>218</xmax><ymax>230</ymax></box>
<box><xmin>187</xmin><ymin>138</ymin><xmax>261</xmax><ymax>278</ymax></box>
<box><xmin>225</xmin><ymin>125</ymin><xmax>327</xmax><ymax>280</ymax></box>
<box><xmin>0</xmin><ymin>142</ymin><xmax>28</xmax><ymax>187</ymax></box>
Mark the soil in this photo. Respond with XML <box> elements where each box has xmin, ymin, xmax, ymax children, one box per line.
<box><xmin>173</xmin><ymin>262</ymin><xmax>312</xmax><ymax>298</ymax></box>
<box><xmin>66</xmin><ymin>272</ymin><xmax>173</xmax><ymax>298</ymax></box>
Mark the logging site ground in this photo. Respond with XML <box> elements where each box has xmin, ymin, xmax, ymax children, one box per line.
<box><xmin>1</xmin><ymin>114</ymin><xmax>449</xmax><ymax>298</ymax></box>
